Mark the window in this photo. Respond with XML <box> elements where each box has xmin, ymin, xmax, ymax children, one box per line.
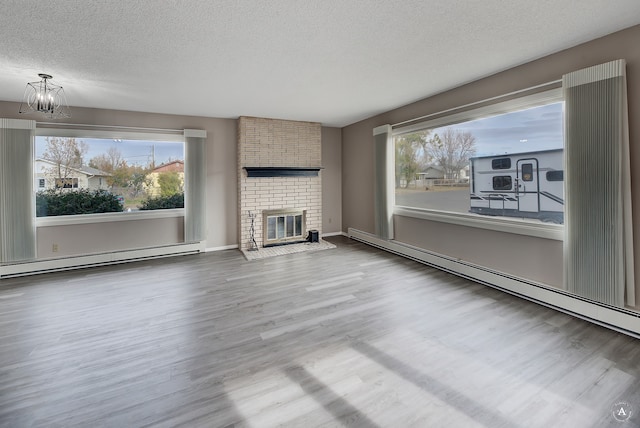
<box><xmin>492</xmin><ymin>158</ymin><xmax>511</xmax><ymax>170</ymax></box>
<box><xmin>35</xmin><ymin>134</ymin><xmax>185</xmax><ymax>217</ymax></box>
<box><xmin>546</xmin><ymin>170</ymin><xmax>563</xmax><ymax>181</ymax></box>
<box><xmin>55</xmin><ymin>178</ymin><xmax>78</xmax><ymax>189</ymax></box>
<box><xmin>493</xmin><ymin>176</ymin><xmax>512</xmax><ymax>190</ymax></box>
<box><xmin>393</xmin><ymin>89</ymin><xmax>564</xmax><ymax>224</ymax></box>
<box><xmin>521</xmin><ymin>163</ymin><xmax>533</xmax><ymax>181</ymax></box>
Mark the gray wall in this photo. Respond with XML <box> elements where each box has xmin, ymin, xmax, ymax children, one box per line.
<box><xmin>341</xmin><ymin>24</ymin><xmax>640</xmax><ymax>308</ymax></box>
<box><xmin>322</xmin><ymin>126</ymin><xmax>342</xmax><ymax>234</ymax></box>
<box><xmin>37</xmin><ymin>217</ymin><xmax>184</xmax><ymax>258</ymax></box>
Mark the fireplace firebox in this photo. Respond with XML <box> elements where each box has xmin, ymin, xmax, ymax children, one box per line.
<box><xmin>262</xmin><ymin>209</ymin><xmax>306</xmax><ymax>247</ymax></box>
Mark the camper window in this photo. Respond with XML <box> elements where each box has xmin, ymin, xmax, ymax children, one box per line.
<box><xmin>493</xmin><ymin>176</ymin><xmax>512</xmax><ymax>190</ymax></box>
<box><xmin>492</xmin><ymin>158</ymin><xmax>511</xmax><ymax>170</ymax></box>
<box><xmin>521</xmin><ymin>163</ymin><xmax>533</xmax><ymax>181</ymax></box>
<box><xmin>546</xmin><ymin>170</ymin><xmax>563</xmax><ymax>181</ymax></box>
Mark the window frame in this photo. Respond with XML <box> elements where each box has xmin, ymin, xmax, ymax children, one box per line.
<box><xmin>55</xmin><ymin>177</ymin><xmax>79</xmax><ymax>189</ymax></box>
<box><xmin>546</xmin><ymin>170</ymin><xmax>564</xmax><ymax>182</ymax></box>
<box><xmin>521</xmin><ymin>163</ymin><xmax>534</xmax><ymax>182</ymax></box>
<box><xmin>492</xmin><ymin>158</ymin><xmax>511</xmax><ymax>170</ymax></box>
<box><xmin>492</xmin><ymin>176</ymin><xmax>513</xmax><ymax>191</ymax></box>
<box><xmin>35</xmin><ymin>126</ymin><xmax>186</xmax><ymax>226</ymax></box>
<box><xmin>391</xmin><ymin>88</ymin><xmax>564</xmax><ymax>241</ymax></box>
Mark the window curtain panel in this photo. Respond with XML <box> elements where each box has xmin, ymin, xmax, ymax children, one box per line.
<box><xmin>0</xmin><ymin>119</ymin><xmax>36</xmax><ymax>263</ymax></box>
<box><xmin>563</xmin><ymin>59</ymin><xmax>635</xmax><ymax>308</ymax></box>
<box><xmin>184</xmin><ymin>129</ymin><xmax>207</xmax><ymax>243</ymax></box>
<box><xmin>373</xmin><ymin>125</ymin><xmax>394</xmax><ymax>240</ymax></box>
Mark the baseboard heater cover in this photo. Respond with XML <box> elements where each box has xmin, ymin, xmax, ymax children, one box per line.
<box><xmin>0</xmin><ymin>242</ymin><xmax>204</xmax><ymax>279</ymax></box>
<box><xmin>347</xmin><ymin>228</ymin><xmax>640</xmax><ymax>338</ymax></box>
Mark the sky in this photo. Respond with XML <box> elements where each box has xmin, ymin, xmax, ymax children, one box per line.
<box><xmin>35</xmin><ymin>137</ymin><xmax>184</xmax><ymax>167</ymax></box>
<box><xmin>35</xmin><ymin>102</ymin><xmax>563</xmax><ymax>167</ymax></box>
<box><xmin>432</xmin><ymin>102</ymin><xmax>564</xmax><ymax>157</ymax></box>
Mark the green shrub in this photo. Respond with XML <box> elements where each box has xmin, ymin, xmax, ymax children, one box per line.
<box><xmin>36</xmin><ymin>189</ymin><xmax>124</xmax><ymax>217</ymax></box>
<box><xmin>139</xmin><ymin>192</ymin><xmax>184</xmax><ymax>210</ymax></box>
<box><xmin>157</xmin><ymin>171</ymin><xmax>182</xmax><ymax>197</ymax></box>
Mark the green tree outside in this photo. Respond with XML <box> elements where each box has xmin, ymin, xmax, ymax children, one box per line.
<box><xmin>158</xmin><ymin>171</ymin><xmax>182</xmax><ymax>196</ymax></box>
<box><xmin>395</xmin><ymin>131</ymin><xmax>431</xmax><ymax>188</ymax></box>
<box><xmin>41</xmin><ymin>137</ymin><xmax>89</xmax><ymax>193</ymax></box>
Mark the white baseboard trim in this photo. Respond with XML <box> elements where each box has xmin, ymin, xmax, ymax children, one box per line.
<box><xmin>0</xmin><ymin>242</ymin><xmax>204</xmax><ymax>279</ymax></box>
<box><xmin>348</xmin><ymin>228</ymin><xmax>640</xmax><ymax>338</ymax></box>
<box><xmin>322</xmin><ymin>231</ymin><xmax>347</xmax><ymax>237</ymax></box>
<box><xmin>205</xmin><ymin>244</ymin><xmax>239</xmax><ymax>252</ymax></box>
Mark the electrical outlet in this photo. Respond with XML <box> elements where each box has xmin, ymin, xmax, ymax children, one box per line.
<box><xmin>52</xmin><ymin>244</ymin><xmax>58</xmax><ymax>253</ymax></box>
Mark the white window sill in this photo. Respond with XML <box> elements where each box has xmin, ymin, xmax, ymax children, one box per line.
<box><xmin>394</xmin><ymin>206</ymin><xmax>563</xmax><ymax>241</ymax></box>
<box><xmin>36</xmin><ymin>208</ymin><xmax>185</xmax><ymax>227</ymax></box>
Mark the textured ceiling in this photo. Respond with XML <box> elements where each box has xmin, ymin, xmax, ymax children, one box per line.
<box><xmin>1</xmin><ymin>1</ymin><xmax>639</xmax><ymax>127</ymax></box>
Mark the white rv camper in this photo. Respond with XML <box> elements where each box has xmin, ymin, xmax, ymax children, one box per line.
<box><xmin>469</xmin><ymin>149</ymin><xmax>564</xmax><ymax>223</ymax></box>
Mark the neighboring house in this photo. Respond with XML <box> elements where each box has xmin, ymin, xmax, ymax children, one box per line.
<box><xmin>413</xmin><ymin>165</ymin><xmax>469</xmax><ymax>188</ymax></box>
<box><xmin>419</xmin><ymin>165</ymin><xmax>446</xmax><ymax>179</ymax></box>
<box><xmin>144</xmin><ymin>160</ymin><xmax>185</xmax><ymax>197</ymax></box>
<box><xmin>417</xmin><ymin>165</ymin><xmax>469</xmax><ymax>181</ymax></box>
<box><xmin>34</xmin><ymin>159</ymin><xmax>111</xmax><ymax>192</ymax></box>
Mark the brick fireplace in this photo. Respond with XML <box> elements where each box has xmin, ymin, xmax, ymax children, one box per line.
<box><xmin>237</xmin><ymin>117</ymin><xmax>322</xmax><ymax>251</ymax></box>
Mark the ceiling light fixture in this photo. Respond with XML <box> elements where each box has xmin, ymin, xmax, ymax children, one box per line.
<box><xmin>19</xmin><ymin>73</ymin><xmax>70</xmax><ymax>119</ymax></box>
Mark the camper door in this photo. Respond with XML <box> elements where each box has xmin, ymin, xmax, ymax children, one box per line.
<box><xmin>516</xmin><ymin>158</ymin><xmax>539</xmax><ymax>213</ymax></box>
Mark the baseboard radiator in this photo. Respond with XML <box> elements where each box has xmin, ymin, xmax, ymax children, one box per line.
<box><xmin>348</xmin><ymin>228</ymin><xmax>640</xmax><ymax>338</ymax></box>
<box><xmin>0</xmin><ymin>242</ymin><xmax>204</xmax><ymax>279</ymax></box>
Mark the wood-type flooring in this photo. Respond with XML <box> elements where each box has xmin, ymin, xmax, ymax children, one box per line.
<box><xmin>0</xmin><ymin>236</ymin><xmax>639</xmax><ymax>427</ymax></box>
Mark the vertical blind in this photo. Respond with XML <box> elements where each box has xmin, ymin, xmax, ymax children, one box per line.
<box><xmin>184</xmin><ymin>129</ymin><xmax>207</xmax><ymax>243</ymax></box>
<box><xmin>373</xmin><ymin>124</ymin><xmax>394</xmax><ymax>240</ymax></box>
<box><xmin>563</xmin><ymin>59</ymin><xmax>635</xmax><ymax>308</ymax></box>
<box><xmin>0</xmin><ymin>119</ymin><xmax>36</xmax><ymax>263</ymax></box>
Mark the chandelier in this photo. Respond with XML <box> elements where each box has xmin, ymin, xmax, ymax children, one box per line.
<box><xmin>19</xmin><ymin>73</ymin><xmax>70</xmax><ymax>119</ymax></box>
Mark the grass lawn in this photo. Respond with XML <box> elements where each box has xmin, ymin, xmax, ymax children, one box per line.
<box><xmin>124</xmin><ymin>196</ymin><xmax>146</xmax><ymax>210</ymax></box>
